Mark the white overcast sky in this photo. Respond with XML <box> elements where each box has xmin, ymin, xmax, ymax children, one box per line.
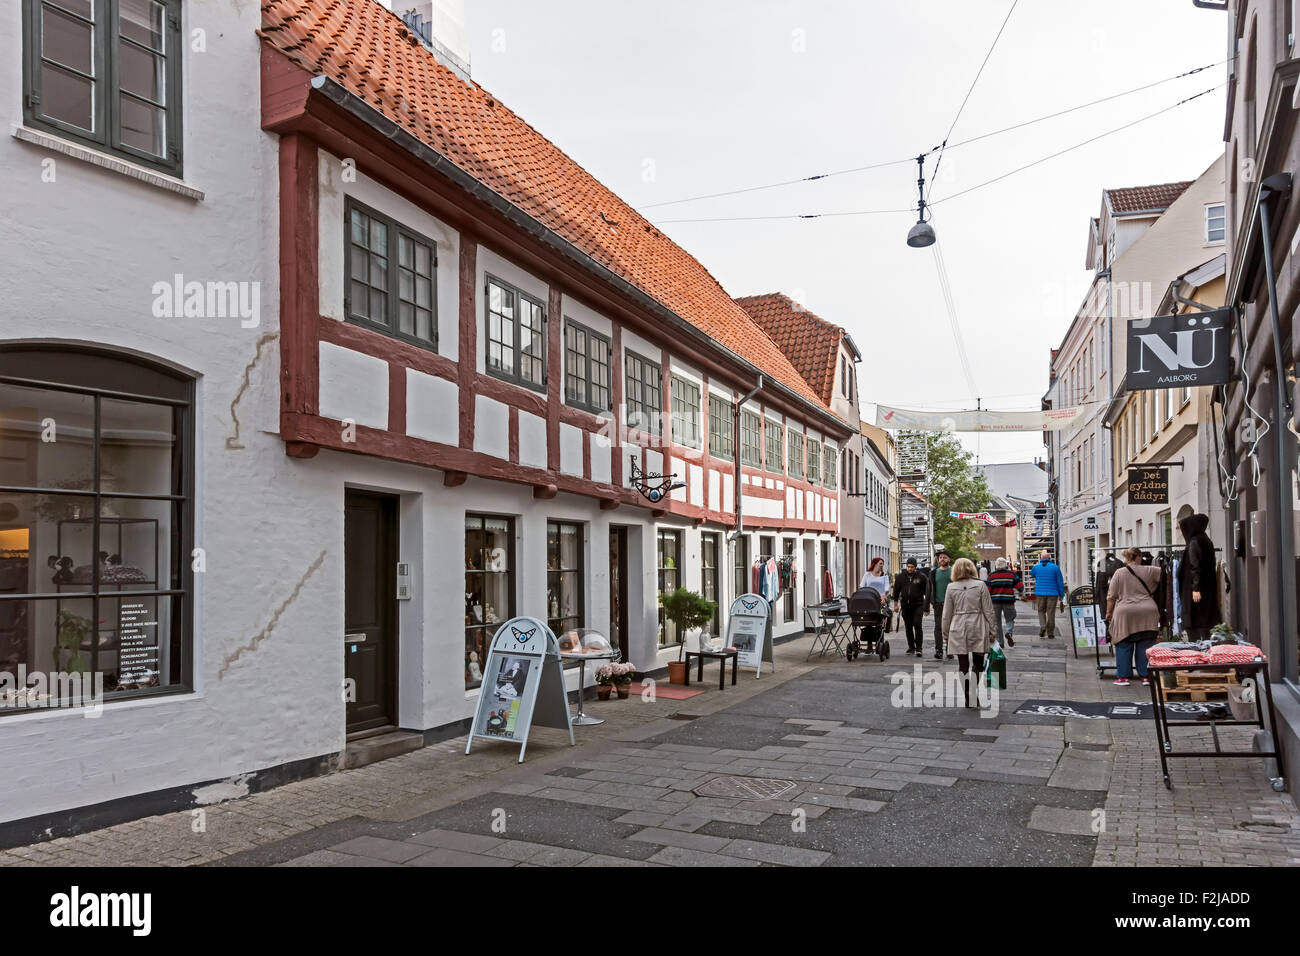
<box><xmin>458</xmin><ymin>0</ymin><xmax>1228</xmax><ymax>464</ymax></box>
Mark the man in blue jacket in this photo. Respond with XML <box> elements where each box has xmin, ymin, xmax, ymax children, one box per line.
<box><xmin>1029</xmin><ymin>550</ymin><xmax>1065</xmax><ymax>638</ymax></box>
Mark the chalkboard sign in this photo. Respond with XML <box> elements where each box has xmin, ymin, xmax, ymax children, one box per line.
<box><xmin>466</xmin><ymin>616</ymin><xmax>574</xmax><ymax>763</ymax></box>
<box><xmin>726</xmin><ymin>593</ymin><xmax>773</xmax><ymax>676</ymax></box>
<box><xmin>1128</xmin><ymin>467</ymin><xmax>1169</xmax><ymax>505</ymax></box>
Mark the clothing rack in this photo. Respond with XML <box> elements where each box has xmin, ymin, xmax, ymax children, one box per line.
<box><xmin>1085</xmin><ymin>544</ymin><xmax>1221</xmax><ymax>675</ymax></box>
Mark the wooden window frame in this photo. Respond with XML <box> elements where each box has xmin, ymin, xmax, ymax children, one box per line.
<box><xmin>22</xmin><ymin>0</ymin><xmax>185</xmax><ymax>176</ymax></box>
<box><xmin>563</xmin><ymin>319</ymin><xmax>611</xmax><ymax>414</ymax></box>
<box><xmin>484</xmin><ymin>273</ymin><xmax>547</xmax><ymax>391</ymax></box>
<box><xmin>345</xmin><ymin>197</ymin><xmax>440</xmax><ymax>351</ymax></box>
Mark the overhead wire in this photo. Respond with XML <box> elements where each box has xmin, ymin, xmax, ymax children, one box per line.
<box><xmin>638</xmin><ymin>58</ymin><xmax>1224</xmax><ymax>213</ymax></box>
<box><xmin>651</xmin><ymin>83</ymin><xmax>1224</xmax><ymax>224</ymax></box>
<box><xmin>927</xmin><ymin>0</ymin><xmax>1020</xmax><ymax>199</ymax></box>
<box><xmin>931</xmin><ymin>235</ymin><xmax>979</xmax><ymax>400</ymax></box>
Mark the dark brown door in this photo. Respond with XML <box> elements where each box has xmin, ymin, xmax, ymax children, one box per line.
<box><xmin>344</xmin><ymin>491</ymin><xmax>397</xmax><ymax>733</ymax></box>
<box><xmin>609</xmin><ymin>527</ymin><xmax>629</xmax><ymax>661</ymax></box>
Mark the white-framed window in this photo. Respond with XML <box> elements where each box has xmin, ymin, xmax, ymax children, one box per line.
<box><xmin>1205</xmin><ymin>202</ymin><xmax>1226</xmax><ymax>244</ymax></box>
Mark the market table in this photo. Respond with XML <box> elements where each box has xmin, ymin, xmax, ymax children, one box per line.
<box><xmin>805</xmin><ymin>600</ymin><xmax>851</xmax><ymax>659</ymax></box>
<box><xmin>1146</xmin><ymin>658</ymin><xmax>1287</xmax><ymax>792</ymax></box>
<box><xmin>683</xmin><ymin>647</ymin><xmax>739</xmax><ymax>690</ymax></box>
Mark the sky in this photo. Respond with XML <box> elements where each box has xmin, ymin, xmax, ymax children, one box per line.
<box><xmin>452</xmin><ymin>0</ymin><xmax>1228</xmax><ymax>464</ymax></box>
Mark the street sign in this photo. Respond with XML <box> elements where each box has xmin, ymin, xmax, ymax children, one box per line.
<box><xmin>466</xmin><ymin>617</ymin><xmax>574</xmax><ymax>763</ymax></box>
<box><xmin>726</xmin><ymin>593</ymin><xmax>773</xmax><ymax>675</ymax></box>
<box><xmin>1126</xmin><ymin>308</ymin><xmax>1234</xmax><ymax>390</ymax></box>
<box><xmin>1128</xmin><ymin>466</ymin><xmax>1170</xmax><ymax>505</ymax></box>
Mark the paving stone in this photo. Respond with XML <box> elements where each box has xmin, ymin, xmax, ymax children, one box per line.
<box><xmin>627</xmin><ymin>827</ymin><xmax>731</xmax><ymax>852</ymax></box>
<box><xmin>645</xmin><ymin>846</ymin><xmax>761</xmax><ymax>866</ymax></box>
<box><xmin>331</xmin><ymin>836</ymin><xmax>430</xmax><ymax>863</ymax></box>
<box><xmin>719</xmin><ymin>839</ymin><xmax>832</xmax><ymax>866</ymax></box>
<box><xmin>405</xmin><ymin>848</ymin><xmax>517</xmax><ymax>867</ymax></box>
<box><xmin>406</xmin><ymin>828</ymin><xmax>503</xmax><ymax>854</ymax></box>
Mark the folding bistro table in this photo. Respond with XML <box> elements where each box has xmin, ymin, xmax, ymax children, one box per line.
<box><xmin>1146</xmin><ymin>658</ymin><xmax>1287</xmax><ymax>792</ymax></box>
<box><xmin>805</xmin><ymin>600</ymin><xmax>852</xmax><ymax>659</ymax></box>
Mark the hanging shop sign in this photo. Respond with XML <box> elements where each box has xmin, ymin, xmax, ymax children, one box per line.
<box><xmin>628</xmin><ymin>456</ymin><xmax>685</xmax><ymax>503</ymax></box>
<box><xmin>1126</xmin><ymin>308</ymin><xmax>1234</xmax><ymax>390</ymax></box>
<box><xmin>466</xmin><ymin>616</ymin><xmax>574</xmax><ymax>763</ymax></box>
<box><xmin>1127</xmin><ymin>467</ymin><xmax>1170</xmax><ymax>505</ymax></box>
<box><xmin>1083</xmin><ymin>516</ymin><xmax>1099</xmax><ymax>532</ymax></box>
<box><xmin>726</xmin><ymin>593</ymin><xmax>773</xmax><ymax>675</ymax></box>
<box><xmin>876</xmin><ymin>403</ymin><xmax>1094</xmax><ymax>433</ymax></box>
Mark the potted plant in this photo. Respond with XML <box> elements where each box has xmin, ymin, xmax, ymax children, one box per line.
<box><xmin>661</xmin><ymin>588</ymin><xmax>718</xmax><ymax>684</ymax></box>
<box><xmin>53</xmin><ymin>609</ymin><xmax>92</xmax><ymax>674</ymax></box>
<box><xmin>611</xmin><ymin>662</ymin><xmax>636</xmax><ymax>699</ymax></box>
<box><xmin>594</xmin><ymin>664</ymin><xmax>614</xmax><ymax>701</ymax></box>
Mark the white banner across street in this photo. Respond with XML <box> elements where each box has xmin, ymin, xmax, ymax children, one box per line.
<box><xmin>875</xmin><ymin>403</ymin><xmax>1096</xmax><ymax>433</ymax></box>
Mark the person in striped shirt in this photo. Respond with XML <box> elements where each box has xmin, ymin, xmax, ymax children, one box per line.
<box><xmin>984</xmin><ymin>557</ymin><xmax>1022</xmax><ymax>646</ymax></box>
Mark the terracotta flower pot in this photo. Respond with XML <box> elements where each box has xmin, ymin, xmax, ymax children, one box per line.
<box><xmin>667</xmin><ymin>660</ymin><xmax>688</xmax><ymax>685</ymax></box>
<box><xmin>616</xmin><ymin>683</ymin><xmax>630</xmax><ymax>699</ymax></box>
<box><xmin>597</xmin><ymin>685</ymin><xmax>612</xmax><ymax>700</ymax></box>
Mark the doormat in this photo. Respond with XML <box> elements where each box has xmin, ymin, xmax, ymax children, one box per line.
<box><xmin>627</xmin><ymin>682</ymin><xmax>705</xmax><ymax>701</ymax></box>
<box><xmin>1014</xmin><ymin>699</ymin><xmax>1235</xmax><ymax>720</ymax></box>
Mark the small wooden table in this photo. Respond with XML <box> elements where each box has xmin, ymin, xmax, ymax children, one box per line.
<box><xmin>683</xmin><ymin>648</ymin><xmax>739</xmax><ymax>690</ymax></box>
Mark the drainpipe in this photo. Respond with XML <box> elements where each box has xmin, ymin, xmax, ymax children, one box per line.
<box><xmin>1255</xmin><ymin>174</ymin><xmax>1297</xmax><ymax>674</ymax></box>
<box><xmin>728</xmin><ymin>377</ymin><xmax>764</xmax><ymax>586</ymax></box>
<box><xmin>1101</xmin><ymin>266</ymin><xmax>1117</xmax><ymax>550</ymax></box>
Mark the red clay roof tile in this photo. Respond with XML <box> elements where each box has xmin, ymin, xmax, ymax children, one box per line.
<box><xmin>733</xmin><ymin>293</ymin><xmax>844</xmax><ymax>405</ymax></box>
<box><xmin>1106</xmin><ymin>181</ymin><xmax>1192</xmax><ymax>215</ymax></box>
<box><xmin>260</xmin><ymin>0</ymin><xmax>833</xmax><ymax>415</ymax></box>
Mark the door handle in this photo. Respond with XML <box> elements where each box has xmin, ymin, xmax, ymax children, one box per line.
<box><xmin>345</xmin><ymin>633</ymin><xmax>367</xmax><ymax>643</ymax></box>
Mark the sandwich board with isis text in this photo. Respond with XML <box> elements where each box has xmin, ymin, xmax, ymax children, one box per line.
<box><xmin>466</xmin><ymin>617</ymin><xmax>574</xmax><ymax>763</ymax></box>
<box><xmin>727</xmin><ymin>593</ymin><xmax>774</xmax><ymax>676</ymax></box>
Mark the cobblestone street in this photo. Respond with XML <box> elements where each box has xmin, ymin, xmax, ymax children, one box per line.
<box><xmin>3</xmin><ymin>611</ymin><xmax>1297</xmax><ymax>868</ymax></box>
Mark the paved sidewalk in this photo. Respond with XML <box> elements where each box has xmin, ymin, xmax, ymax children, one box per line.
<box><xmin>2</xmin><ymin>607</ymin><xmax>1297</xmax><ymax>866</ymax></box>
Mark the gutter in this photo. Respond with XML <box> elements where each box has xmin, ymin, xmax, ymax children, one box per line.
<box><xmin>306</xmin><ymin>75</ymin><xmax>852</xmax><ymax>438</ymax></box>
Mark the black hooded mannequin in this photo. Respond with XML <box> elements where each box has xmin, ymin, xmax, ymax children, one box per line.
<box><xmin>1176</xmin><ymin>513</ymin><xmax>1221</xmax><ymax>639</ymax></box>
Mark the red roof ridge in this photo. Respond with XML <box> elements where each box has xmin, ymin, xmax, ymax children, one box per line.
<box><xmin>260</xmin><ymin>0</ymin><xmax>833</xmax><ymax>415</ymax></box>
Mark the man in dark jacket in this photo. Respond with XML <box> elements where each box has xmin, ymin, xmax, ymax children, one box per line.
<box><xmin>1177</xmin><ymin>512</ymin><xmax>1221</xmax><ymax>639</ymax></box>
<box><xmin>928</xmin><ymin>549</ymin><xmax>953</xmax><ymax>660</ymax></box>
<box><xmin>892</xmin><ymin>558</ymin><xmax>933</xmax><ymax>658</ymax></box>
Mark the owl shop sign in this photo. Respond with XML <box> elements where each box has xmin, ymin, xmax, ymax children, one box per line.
<box><xmin>1126</xmin><ymin>308</ymin><xmax>1233</xmax><ymax>390</ymax></box>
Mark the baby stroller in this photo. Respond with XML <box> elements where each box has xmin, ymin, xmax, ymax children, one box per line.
<box><xmin>845</xmin><ymin>587</ymin><xmax>889</xmax><ymax>661</ymax></box>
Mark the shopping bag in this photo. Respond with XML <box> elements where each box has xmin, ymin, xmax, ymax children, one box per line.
<box><xmin>985</xmin><ymin>641</ymin><xmax>1007</xmax><ymax>690</ymax></box>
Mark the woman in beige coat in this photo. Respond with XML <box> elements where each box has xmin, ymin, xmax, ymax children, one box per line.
<box><xmin>1104</xmin><ymin>546</ymin><xmax>1163</xmax><ymax>687</ymax></box>
<box><xmin>942</xmin><ymin>558</ymin><xmax>998</xmax><ymax>707</ymax></box>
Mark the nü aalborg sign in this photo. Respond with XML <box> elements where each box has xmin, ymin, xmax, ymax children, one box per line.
<box><xmin>1126</xmin><ymin>308</ymin><xmax>1234</xmax><ymax>390</ymax></box>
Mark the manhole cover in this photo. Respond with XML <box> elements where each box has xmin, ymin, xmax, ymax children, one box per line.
<box><xmin>694</xmin><ymin>775</ymin><xmax>796</xmax><ymax>800</ymax></box>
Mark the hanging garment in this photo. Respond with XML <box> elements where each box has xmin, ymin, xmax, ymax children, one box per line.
<box><xmin>1171</xmin><ymin>558</ymin><xmax>1182</xmax><ymax>634</ymax></box>
<box><xmin>751</xmin><ymin>560</ymin><xmax>762</xmax><ymax>595</ymax></box>
<box><xmin>761</xmin><ymin>560</ymin><xmax>780</xmax><ymax>603</ymax></box>
<box><xmin>823</xmin><ymin>568</ymin><xmax>834</xmax><ymax>600</ymax></box>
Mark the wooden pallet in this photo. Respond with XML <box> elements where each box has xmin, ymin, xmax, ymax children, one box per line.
<box><xmin>1162</xmin><ymin>685</ymin><xmax>1231</xmax><ymax>701</ymax></box>
<box><xmin>1174</xmin><ymin>669</ymin><xmax>1238</xmax><ymax>688</ymax></box>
